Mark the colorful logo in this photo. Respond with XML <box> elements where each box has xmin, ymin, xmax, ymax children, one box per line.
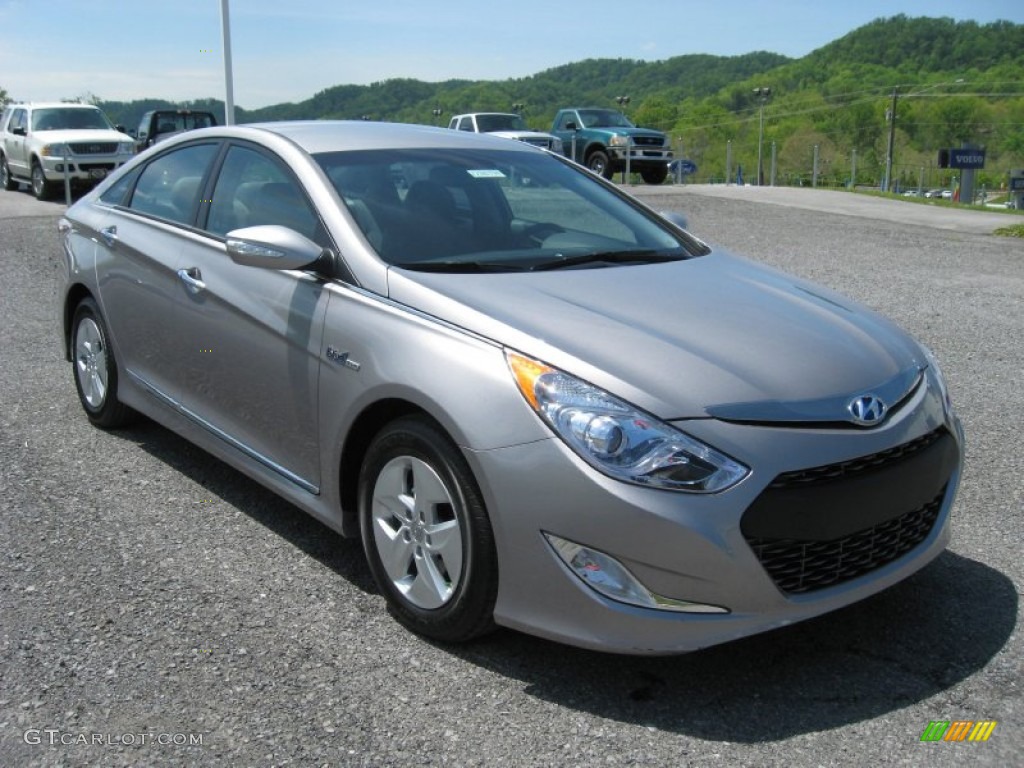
<box><xmin>920</xmin><ymin>720</ymin><xmax>997</xmax><ymax>742</ymax></box>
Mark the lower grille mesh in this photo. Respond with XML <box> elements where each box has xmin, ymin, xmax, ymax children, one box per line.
<box><xmin>746</xmin><ymin>491</ymin><xmax>943</xmax><ymax>594</ymax></box>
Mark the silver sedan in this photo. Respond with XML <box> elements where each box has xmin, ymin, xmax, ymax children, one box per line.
<box><xmin>57</xmin><ymin>122</ymin><xmax>963</xmax><ymax>654</ymax></box>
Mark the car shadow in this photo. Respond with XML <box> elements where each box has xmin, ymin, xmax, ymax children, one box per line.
<box><xmin>449</xmin><ymin>550</ymin><xmax>1016</xmax><ymax>741</ymax></box>
<box><xmin>112</xmin><ymin>417</ymin><xmax>377</xmax><ymax>596</ymax></box>
<box><xmin>111</xmin><ymin>418</ymin><xmax>1015</xmax><ymax>742</ymax></box>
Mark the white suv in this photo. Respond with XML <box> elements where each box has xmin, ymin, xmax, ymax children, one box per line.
<box><xmin>1</xmin><ymin>103</ymin><xmax>135</xmax><ymax>200</ymax></box>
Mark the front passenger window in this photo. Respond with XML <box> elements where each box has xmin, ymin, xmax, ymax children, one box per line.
<box><xmin>207</xmin><ymin>145</ymin><xmax>319</xmax><ymax>241</ymax></box>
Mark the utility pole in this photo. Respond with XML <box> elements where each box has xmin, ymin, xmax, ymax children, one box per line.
<box><xmin>753</xmin><ymin>87</ymin><xmax>771</xmax><ymax>186</ymax></box>
<box><xmin>883</xmin><ymin>86</ymin><xmax>898</xmax><ymax>193</ymax></box>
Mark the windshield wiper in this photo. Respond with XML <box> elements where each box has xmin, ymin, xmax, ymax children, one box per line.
<box><xmin>530</xmin><ymin>249</ymin><xmax>683</xmax><ymax>271</ymax></box>
<box><xmin>392</xmin><ymin>260</ymin><xmax>532</xmax><ymax>273</ymax></box>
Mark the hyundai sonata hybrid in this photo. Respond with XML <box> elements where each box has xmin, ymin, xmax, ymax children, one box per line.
<box><xmin>57</xmin><ymin>122</ymin><xmax>963</xmax><ymax>654</ymax></box>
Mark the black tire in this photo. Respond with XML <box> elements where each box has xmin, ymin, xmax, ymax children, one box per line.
<box><xmin>1</xmin><ymin>155</ymin><xmax>17</xmax><ymax>191</ymax></box>
<box><xmin>587</xmin><ymin>150</ymin><xmax>614</xmax><ymax>179</ymax></box>
<box><xmin>70</xmin><ymin>298</ymin><xmax>134</xmax><ymax>428</ymax></box>
<box><xmin>359</xmin><ymin>415</ymin><xmax>497</xmax><ymax>642</ymax></box>
<box><xmin>31</xmin><ymin>161</ymin><xmax>53</xmax><ymax>201</ymax></box>
<box><xmin>641</xmin><ymin>165</ymin><xmax>669</xmax><ymax>185</ymax></box>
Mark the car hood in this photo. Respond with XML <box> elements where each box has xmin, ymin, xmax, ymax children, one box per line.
<box><xmin>387</xmin><ymin>250</ymin><xmax>926</xmax><ymax>420</ymax></box>
<box><xmin>593</xmin><ymin>126</ymin><xmax>666</xmax><ymax>142</ymax></box>
<box><xmin>34</xmin><ymin>129</ymin><xmax>132</xmax><ymax>143</ymax></box>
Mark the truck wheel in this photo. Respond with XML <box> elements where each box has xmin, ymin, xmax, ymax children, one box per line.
<box><xmin>641</xmin><ymin>166</ymin><xmax>669</xmax><ymax>185</ymax></box>
<box><xmin>31</xmin><ymin>161</ymin><xmax>53</xmax><ymax>200</ymax></box>
<box><xmin>587</xmin><ymin>150</ymin><xmax>613</xmax><ymax>180</ymax></box>
<box><xmin>1</xmin><ymin>155</ymin><xmax>17</xmax><ymax>191</ymax></box>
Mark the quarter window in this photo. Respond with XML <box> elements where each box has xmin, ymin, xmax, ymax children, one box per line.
<box><xmin>129</xmin><ymin>143</ymin><xmax>218</xmax><ymax>225</ymax></box>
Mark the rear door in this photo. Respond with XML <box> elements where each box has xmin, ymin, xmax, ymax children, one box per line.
<box><xmin>92</xmin><ymin>141</ymin><xmax>221</xmax><ymax>400</ymax></box>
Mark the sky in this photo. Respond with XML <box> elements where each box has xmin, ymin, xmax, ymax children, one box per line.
<box><xmin>2</xmin><ymin>0</ymin><xmax>1022</xmax><ymax>110</ymax></box>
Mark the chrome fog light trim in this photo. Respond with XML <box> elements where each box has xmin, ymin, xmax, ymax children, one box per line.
<box><xmin>544</xmin><ymin>533</ymin><xmax>729</xmax><ymax>614</ymax></box>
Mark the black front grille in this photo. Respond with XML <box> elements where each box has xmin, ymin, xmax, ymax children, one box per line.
<box><xmin>770</xmin><ymin>429</ymin><xmax>945</xmax><ymax>489</ymax></box>
<box><xmin>69</xmin><ymin>142</ymin><xmax>117</xmax><ymax>155</ymax></box>
<box><xmin>746</xmin><ymin>491</ymin><xmax>943</xmax><ymax>594</ymax></box>
<box><xmin>78</xmin><ymin>162</ymin><xmax>115</xmax><ymax>171</ymax></box>
<box><xmin>632</xmin><ymin>136</ymin><xmax>664</xmax><ymax>147</ymax></box>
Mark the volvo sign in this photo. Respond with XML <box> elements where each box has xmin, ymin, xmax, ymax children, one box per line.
<box><xmin>938</xmin><ymin>148</ymin><xmax>986</xmax><ymax>169</ymax></box>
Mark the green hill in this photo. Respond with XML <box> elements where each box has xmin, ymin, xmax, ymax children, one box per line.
<box><xmin>91</xmin><ymin>15</ymin><xmax>1023</xmax><ymax>189</ymax></box>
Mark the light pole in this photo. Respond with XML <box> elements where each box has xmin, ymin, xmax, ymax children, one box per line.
<box><xmin>219</xmin><ymin>0</ymin><xmax>236</xmax><ymax>125</ymax></box>
<box><xmin>753</xmin><ymin>87</ymin><xmax>771</xmax><ymax>186</ymax></box>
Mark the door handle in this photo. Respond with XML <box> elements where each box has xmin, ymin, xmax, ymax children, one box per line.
<box><xmin>99</xmin><ymin>225</ymin><xmax>118</xmax><ymax>247</ymax></box>
<box><xmin>177</xmin><ymin>267</ymin><xmax>206</xmax><ymax>295</ymax></box>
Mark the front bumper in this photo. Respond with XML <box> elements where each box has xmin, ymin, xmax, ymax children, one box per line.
<box><xmin>468</xmin><ymin>375</ymin><xmax>962</xmax><ymax>654</ymax></box>
<box><xmin>40</xmin><ymin>155</ymin><xmax>130</xmax><ymax>184</ymax></box>
<box><xmin>607</xmin><ymin>146</ymin><xmax>672</xmax><ymax>167</ymax></box>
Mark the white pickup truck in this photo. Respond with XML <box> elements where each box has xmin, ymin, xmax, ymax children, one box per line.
<box><xmin>448</xmin><ymin>113</ymin><xmax>562</xmax><ymax>153</ymax></box>
<box><xmin>0</xmin><ymin>102</ymin><xmax>135</xmax><ymax>200</ymax></box>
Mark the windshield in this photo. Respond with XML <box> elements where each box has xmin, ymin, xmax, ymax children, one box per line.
<box><xmin>31</xmin><ymin>107</ymin><xmax>113</xmax><ymax>131</ymax></box>
<box><xmin>476</xmin><ymin>114</ymin><xmax>529</xmax><ymax>132</ymax></box>
<box><xmin>578</xmin><ymin>109</ymin><xmax>635</xmax><ymax>129</ymax></box>
<box><xmin>315</xmin><ymin>148</ymin><xmax>706</xmax><ymax>272</ymax></box>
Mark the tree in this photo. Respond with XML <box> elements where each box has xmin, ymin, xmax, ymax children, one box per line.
<box><xmin>0</xmin><ymin>85</ymin><xmax>10</xmax><ymax>107</ymax></box>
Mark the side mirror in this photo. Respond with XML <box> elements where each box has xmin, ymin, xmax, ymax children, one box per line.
<box><xmin>566</xmin><ymin>121</ymin><xmax>578</xmax><ymax>131</ymax></box>
<box><xmin>225</xmin><ymin>225</ymin><xmax>324</xmax><ymax>270</ymax></box>
<box><xmin>659</xmin><ymin>211</ymin><xmax>689</xmax><ymax>231</ymax></box>
<box><xmin>12</xmin><ymin>126</ymin><xmax>26</xmax><ymax>136</ymax></box>
<box><xmin>115</xmin><ymin>124</ymin><xmax>126</xmax><ymax>133</ymax></box>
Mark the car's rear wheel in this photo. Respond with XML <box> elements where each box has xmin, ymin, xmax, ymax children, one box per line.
<box><xmin>71</xmin><ymin>298</ymin><xmax>134</xmax><ymax>428</ymax></box>
<box><xmin>359</xmin><ymin>415</ymin><xmax>497</xmax><ymax>642</ymax></box>
<box><xmin>1</xmin><ymin>155</ymin><xmax>17</xmax><ymax>191</ymax></box>
<box><xmin>31</xmin><ymin>161</ymin><xmax>53</xmax><ymax>200</ymax></box>
<box><xmin>587</xmin><ymin>150</ymin><xmax>613</xmax><ymax>179</ymax></box>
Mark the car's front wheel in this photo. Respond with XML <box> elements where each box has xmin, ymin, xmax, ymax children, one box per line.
<box><xmin>31</xmin><ymin>161</ymin><xmax>53</xmax><ymax>200</ymax></box>
<box><xmin>1</xmin><ymin>155</ymin><xmax>17</xmax><ymax>191</ymax></box>
<box><xmin>71</xmin><ymin>298</ymin><xmax>134</xmax><ymax>428</ymax></box>
<box><xmin>359</xmin><ymin>415</ymin><xmax>497</xmax><ymax>642</ymax></box>
<box><xmin>587</xmin><ymin>150</ymin><xmax>614</xmax><ymax>179</ymax></box>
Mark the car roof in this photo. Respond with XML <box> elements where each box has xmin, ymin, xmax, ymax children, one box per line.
<box><xmin>11</xmin><ymin>102</ymin><xmax>103</xmax><ymax>110</ymax></box>
<box><xmin>198</xmin><ymin>120</ymin><xmax>542</xmax><ymax>155</ymax></box>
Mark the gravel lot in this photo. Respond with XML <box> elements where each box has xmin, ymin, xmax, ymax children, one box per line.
<box><xmin>1</xmin><ymin>185</ymin><xmax>1021</xmax><ymax>767</ymax></box>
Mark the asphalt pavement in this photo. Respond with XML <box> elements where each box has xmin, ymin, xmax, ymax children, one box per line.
<box><xmin>1</xmin><ymin>184</ymin><xmax>1021</xmax><ymax>767</ymax></box>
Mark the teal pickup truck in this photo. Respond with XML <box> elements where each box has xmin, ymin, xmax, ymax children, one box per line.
<box><xmin>550</xmin><ymin>107</ymin><xmax>672</xmax><ymax>184</ymax></box>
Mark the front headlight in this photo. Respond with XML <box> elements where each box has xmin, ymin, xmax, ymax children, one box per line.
<box><xmin>507</xmin><ymin>351</ymin><xmax>749</xmax><ymax>493</ymax></box>
<box><xmin>608</xmin><ymin>135</ymin><xmax>629</xmax><ymax>147</ymax></box>
<box><xmin>921</xmin><ymin>344</ymin><xmax>954</xmax><ymax>417</ymax></box>
<box><xmin>40</xmin><ymin>143</ymin><xmax>71</xmax><ymax>157</ymax></box>
<box><xmin>118</xmin><ymin>141</ymin><xmax>135</xmax><ymax>154</ymax></box>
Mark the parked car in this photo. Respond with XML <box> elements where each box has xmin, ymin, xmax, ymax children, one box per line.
<box><xmin>58</xmin><ymin>121</ymin><xmax>963</xmax><ymax>654</ymax></box>
<box><xmin>550</xmin><ymin>107</ymin><xmax>672</xmax><ymax>184</ymax></box>
<box><xmin>1</xmin><ymin>102</ymin><xmax>135</xmax><ymax>199</ymax></box>
<box><xmin>133</xmin><ymin>109</ymin><xmax>217</xmax><ymax>151</ymax></box>
<box><xmin>448</xmin><ymin>112</ymin><xmax>561</xmax><ymax>153</ymax></box>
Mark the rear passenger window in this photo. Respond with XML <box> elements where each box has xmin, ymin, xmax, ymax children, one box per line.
<box><xmin>206</xmin><ymin>145</ymin><xmax>318</xmax><ymax>241</ymax></box>
<box><xmin>129</xmin><ymin>143</ymin><xmax>217</xmax><ymax>225</ymax></box>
